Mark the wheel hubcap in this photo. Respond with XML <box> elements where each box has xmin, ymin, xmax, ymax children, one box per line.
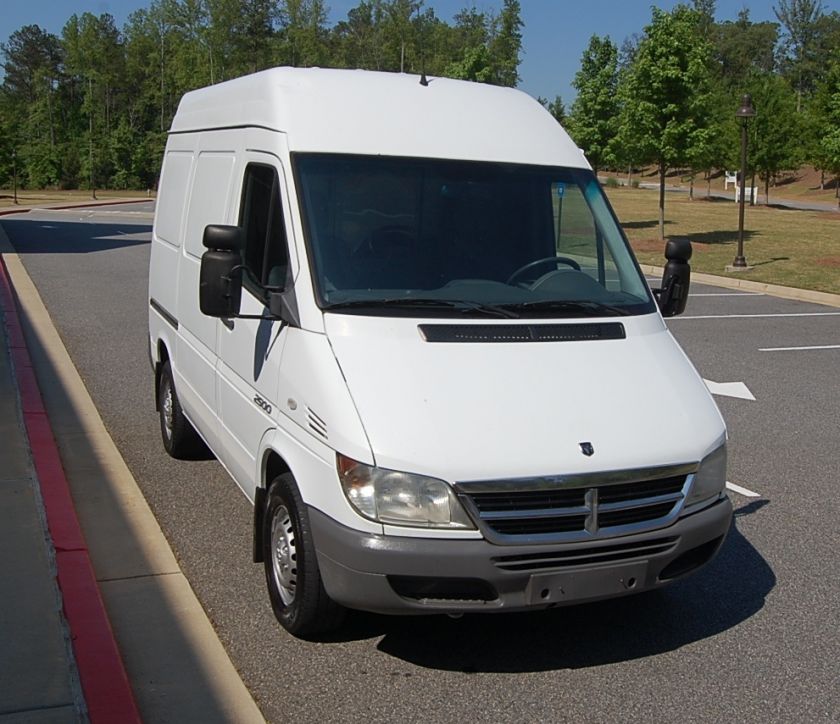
<box><xmin>161</xmin><ymin>379</ymin><xmax>174</xmax><ymax>440</ymax></box>
<box><xmin>270</xmin><ymin>505</ymin><xmax>297</xmax><ymax>605</ymax></box>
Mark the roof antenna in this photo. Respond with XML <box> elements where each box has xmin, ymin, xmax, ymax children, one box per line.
<box><xmin>417</xmin><ymin>7</ymin><xmax>429</xmax><ymax>86</ymax></box>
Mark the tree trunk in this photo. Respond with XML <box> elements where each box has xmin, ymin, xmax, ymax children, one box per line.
<box><xmin>820</xmin><ymin>169</ymin><xmax>825</xmax><ymax>190</ymax></box>
<box><xmin>658</xmin><ymin>160</ymin><xmax>666</xmax><ymax>241</ymax></box>
<box><xmin>750</xmin><ymin>171</ymin><xmax>756</xmax><ymax>207</ymax></box>
<box><xmin>689</xmin><ymin>172</ymin><xmax>694</xmax><ymax>200</ymax></box>
<box><xmin>627</xmin><ymin>165</ymin><xmax>631</xmax><ymax>186</ymax></box>
<box><xmin>765</xmin><ymin>176</ymin><xmax>770</xmax><ymax>205</ymax></box>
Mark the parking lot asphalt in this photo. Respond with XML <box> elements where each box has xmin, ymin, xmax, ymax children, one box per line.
<box><xmin>1</xmin><ymin>204</ymin><xmax>838</xmax><ymax>723</ymax></box>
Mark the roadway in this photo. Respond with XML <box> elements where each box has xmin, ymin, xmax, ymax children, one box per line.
<box><xmin>2</xmin><ymin>203</ymin><xmax>838</xmax><ymax>722</ymax></box>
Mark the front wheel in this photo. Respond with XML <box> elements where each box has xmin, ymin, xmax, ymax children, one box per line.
<box><xmin>157</xmin><ymin>360</ymin><xmax>207</xmax><ymax>459</ymax></box>
<box><xmin>263</xmin><ymin>473</ymin><xmax>345</xmax><ymax>637</ymax></box>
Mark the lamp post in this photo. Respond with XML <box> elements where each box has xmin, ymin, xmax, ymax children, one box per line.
<box><xmin>732</xmin><ymin>94</ymin><xmax>756</xmax><ymax>268</ymax></box>
<box><xmin>12</xmin><ymin>148</ymin><xmax>18</xmax><ymax>205</ymax></box>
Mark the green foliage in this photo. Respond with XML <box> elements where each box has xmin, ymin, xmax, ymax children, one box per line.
<box><xmin>809</xmin><ymin>52</ymin><xmax>840</xmax><ymax>182</ymax></box>
<box><xmin>616</xmin><ymin>5</ymin><xmax>718</xmax><ymax>238</ymax></box>
<box><xmin>537</xmin><ymin>95</ymin><xmax>566</xmax><ymax>124</ymax></box>
<box><xmin>774</xmin><ymin>0</ymin><xmax>825</xmax><ymax>109</ymax></box>
<box><xmin>567</xmin><ymin>35</ymin><xmax>619</xmax><ymax>173</ymax></box>
<box><xmin>745</xmin><ymin>73</ymin><xmax>802</xmax><ymax>200</ymax></box>
<box><xmin>0</xmin><ymin>1</ymin><xmax>525</xmax><ymax>190</ymax></box>
<box><xmin>713</xmin><ymin>9</ymin><xmax>779</xmax><ymax>90</ymax></box>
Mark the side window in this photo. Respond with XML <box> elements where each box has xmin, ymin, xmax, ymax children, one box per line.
<box><xmin>156</xmin><ymin>151</ymin><xmax>193</xmax><ymax>247</ymax></box>
<box><xmin>239</xmin><ymin>164</ymin><xmax>290</xmax><ymax>296</ymax></box>
<box><xmin>552</xmin><ymin>182</ymin><xmax>619</xmax><ymax>288</ymax></box>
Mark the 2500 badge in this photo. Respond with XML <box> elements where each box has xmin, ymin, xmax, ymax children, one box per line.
<box><xmin>253</xmin><ymin>395</ymin><xmax>272</xmax><ymax>414</ymax></box>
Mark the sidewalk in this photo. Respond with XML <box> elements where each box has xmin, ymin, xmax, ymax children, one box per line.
<box><xmin>0</xmin><ymin>257</ymin><xmax>138</xmax><ymax>722</ymax></box>
<box><xmin>0</xmin><ymin>290</ymin><xmax>82</xmax><ymax>722</ymax></box>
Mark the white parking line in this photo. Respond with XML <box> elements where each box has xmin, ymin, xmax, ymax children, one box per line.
<box><xmin>726</xmin><ymin>481</ymin><xmax>761</xmax><ymax>498</ymax></box>
<box><xmin>689</xmin><ymin>292</ymin><xmax>763</xmax><ymax>297</ymax></box>
<box><xmin>674</xmin><ymin>312</ymin><xmax>840</xmax><ymax>320</ymax></box>
<box><xmin>760</xmin><ymin>344</ymin><xmax>840</xmax><ymax>352</ymax></box>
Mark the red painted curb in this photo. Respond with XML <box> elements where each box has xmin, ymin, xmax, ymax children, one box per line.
<box><xmin>0</xmin><ymin>254</ymin><xmax>141</xmax><ymax>724</ymax></box>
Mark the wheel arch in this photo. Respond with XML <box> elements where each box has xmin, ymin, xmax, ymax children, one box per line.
<box><xmin>153</xmin><ymin>337</ymin><xmax>172</xmax><ymax>412</ymax></box>
<box><xmin>253</xmin><ymin>447</ymin><xmax>292</xmax><ymax>563</ymax></box>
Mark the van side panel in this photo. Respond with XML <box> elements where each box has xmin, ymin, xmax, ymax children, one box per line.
<box><xmin>149</xmin><ymin>146</ymin><xmax>193</xmax><ymax>371</ymax></box>
<box><xmin>175</xmin><ymin>144</ymin><xmax>237</xmax><ymax>448</ymax></box>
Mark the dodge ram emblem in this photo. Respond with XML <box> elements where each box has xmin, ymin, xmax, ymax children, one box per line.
<box><xmin>580</xmin><ymin>442</ymin><xmax>594</xmax><ymax>456</ymax></box>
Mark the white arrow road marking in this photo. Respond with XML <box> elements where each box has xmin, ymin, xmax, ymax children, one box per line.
<box><xmin>703</xmin><ymin>379</ymin><xmax>756</xmax><ymax>400</ymax></box>
<box><xmin>726</xmin><ymin>481</ymin><xmax>761</xmax><ymax>498</ymax></box>
<box><xmin>760</xmin><ymin>344</ymin><xmax>840</xmax><ymax>352</ymax></box>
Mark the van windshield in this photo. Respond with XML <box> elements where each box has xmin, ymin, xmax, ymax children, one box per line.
<box><xmin>294</xmin><ymin>154</ymin><xmax>655</xmax><ymax>318</ymax></box>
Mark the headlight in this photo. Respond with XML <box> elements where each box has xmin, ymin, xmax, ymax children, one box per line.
<box><xmin>337</xmin><ymin>454</ymin><xmax>475</xmax><ymax>529</ymax></box>
<box><xmin>685</xmin><ymin>444</ymin><xmax>727</xmax><ymax>508</ymax></box>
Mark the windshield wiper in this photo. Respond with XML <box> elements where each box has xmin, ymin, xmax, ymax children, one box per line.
<box><xmin>325</xmin><ymin>298</ymin><xmax>519</xmax><ymax>319</ymax></box>
<box><xmin>501</xmin><ymin>300</ymin><xmax>630</xmax><ymax>317</ymax></box>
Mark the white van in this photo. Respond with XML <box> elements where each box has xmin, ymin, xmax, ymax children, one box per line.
<box><xmin>148</xmin><ymin>68</ymin><xmax>731</xmax><ymax>637</ymax></box>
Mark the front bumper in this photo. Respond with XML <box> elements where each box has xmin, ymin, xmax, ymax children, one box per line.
<box><xmin>310</xmin><ymin>496</ymin><xmax>733</xmax><ymax>615</ymax></box>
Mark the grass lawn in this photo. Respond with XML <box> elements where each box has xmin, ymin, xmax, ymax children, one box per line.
<box><xmin>0</xmin><ymin>188</ymin><xmax>153</xmax><ymax>210</ymax></box>
<box><xmin>607</xmin><ymin>187</ymin><xmax>840</xmax><ymax>295</ymax></box>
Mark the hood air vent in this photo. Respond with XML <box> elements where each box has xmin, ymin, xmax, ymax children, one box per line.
<box><xmin>307</xmin><ymin>407</ymin><xmax>328</xmax><ymax>440</ymax></box>
<box><xmin>418</xmin><ymin>322</ymin><xmax>626</xmax><ymax>344</ymax></box>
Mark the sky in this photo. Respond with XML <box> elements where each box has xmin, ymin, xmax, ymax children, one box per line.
<box><xmin>2</xmin><ymin>0</ymin><xmax>840</xmax><ymax>105</ymax></box>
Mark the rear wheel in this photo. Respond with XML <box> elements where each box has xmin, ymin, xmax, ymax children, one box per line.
<box><xmin>263</xmin><ymin>473</ymin><xmax>345</xmax><ymax>637</ymax></box>
<box><xmin>157</xmin><ymin>360</ymin><xmax>207</xmax><ymax>459</ymax></box>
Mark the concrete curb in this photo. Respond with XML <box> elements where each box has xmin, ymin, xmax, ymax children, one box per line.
<box><xmin>0</xmin><ymin>219</ymin><xmax>265</xmax><ymax>723</ymax></box>
<box><xmin>0</xmin><ymin>253</ymin><xmax>141</xmax><ymax>724</ymax></box>
<box><xmin>640</xmin><ymin>264</ymin><xmax>840</xmax><ymax>309</ymax></box>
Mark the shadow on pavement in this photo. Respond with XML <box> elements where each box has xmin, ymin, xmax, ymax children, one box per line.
<box><xmin>1</xmin><ymin>218</ymin><xmax>150</xmax><ymax>254</ymax></box>
<box><xmin>330</xmin><ymin>505</ymin><xmax>773</xmax><ymax>673</ymax></box>
<box><xmin>679</xmin><ymin>229</ymin><xmax>756</xmax><ymax>245</ymax></box>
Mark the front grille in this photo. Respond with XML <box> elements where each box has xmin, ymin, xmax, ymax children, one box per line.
<box><xmin>457</xmin><ymin>464</ymin><xmax>694</xmax><ymax>544</ymax></box>
<box><xmin>491</xmin><ymin>515</ymin><xmax>588</xmax><ymax>536</ymax></box>
<box><xmin>492</xmin><ymin>536</ymin><xmax>679</xmax><ymax>572</ymax></box>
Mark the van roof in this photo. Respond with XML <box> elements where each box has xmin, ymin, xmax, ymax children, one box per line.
<box><xmin>170</xmin><ymin>67</ymin><xmax>588</xmax><ymax>169</ymax></box>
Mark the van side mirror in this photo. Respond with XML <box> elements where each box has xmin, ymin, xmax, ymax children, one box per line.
<box><xmin>656</xmin><ymin>239</ymin><xmax>692</xmax><ymax>318</ymax></box>
<box><xmin>200</xmin><ymin>225</ymin><xmax>243</xmax><ymax>318</ymax></box>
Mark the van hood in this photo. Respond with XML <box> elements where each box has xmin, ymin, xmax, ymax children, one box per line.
<box><xmin>324</xmin><ymin>314</ymin><xmax>725</xmax><ymax>482</ymax></box>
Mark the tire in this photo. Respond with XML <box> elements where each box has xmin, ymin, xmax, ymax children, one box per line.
<box><xmin>263</xmin><ymin>473</ymin><xmax>345</xmax><ymax>637</ymax></box>
<box><xmin>157</xmin><ymin>360</ymin><xmax>207</xmax><ymax>460</ymax></box>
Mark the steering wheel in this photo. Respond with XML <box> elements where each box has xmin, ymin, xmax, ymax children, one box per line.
<box><xmin>506</xmin><ymin>256</ymin><xmax>581</xmax><ymax>286</ymax></box>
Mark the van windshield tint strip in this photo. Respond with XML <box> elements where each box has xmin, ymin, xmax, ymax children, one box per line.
<box><xmin>418</xmin><ymin>323</ymin><xmax>626</xmax><ymax>343</ymax></box>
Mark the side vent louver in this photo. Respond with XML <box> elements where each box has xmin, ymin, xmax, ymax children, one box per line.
<box><xmin>307</xmin><ymin>407</ymin><xmax>328</xmax><ymax>440</ymax></box>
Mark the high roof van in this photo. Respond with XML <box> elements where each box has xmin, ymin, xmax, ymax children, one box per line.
<box><xmin>148</xmin><ymin>67</ymin><xmax>731</xmax><ymax>637</ymax></box>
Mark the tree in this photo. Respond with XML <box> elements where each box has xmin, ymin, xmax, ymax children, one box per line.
<box><xmin>810</xmin><ymin>52</ymin><xmax>840</xmax><ymax>199</ymax></box>
<box><xmin>278</xmin><ymin>0</ymin><xmax>329</xmax><ymax>69</ymax></box>
<box><xmin>713</xmin><ymin>9</ymin><xmax>779</xmax><ymax>90</ymax></box>
<box><xmin>567</xmin><ymin>35</ymin><xmax>619</xmax><ymax>175</ymax></box>
<box><xmin>1</xmin><ymin>25</ymin><xmax>64</xmax><ymax>187</ymax></box>
<box><xmin>746</xmin><ymin>73</ymin><xmax>801</xmax><ymax>203</ymax></box>
<box><xmin>538</xmin><ymin>95</ymin><xmax>566</xmax><ymax>125</ymax></box>
<box><xmin>774</xmin><ymin>0</ymin><xmax>824</xmax><ymax>111</ymax></box>
<box><xmin>331</xmin><ymin>1</ymin><xmax>386</xmax><ymax>70</ymax></box>
<box><xmin>488</xmin><ymin>0</ymin><xmax>522</xmax><ymax>87</ymax></box>
<box><xmin>617</xmin><ymin>5</ymin><xmax>717</xmax><ymax>240</ymax></box>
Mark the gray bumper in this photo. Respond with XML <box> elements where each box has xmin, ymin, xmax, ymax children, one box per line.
<box><xmin>310</xmin><ymin>496</ymin><xmax>733</xmax><ymax>615</ymax></box>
